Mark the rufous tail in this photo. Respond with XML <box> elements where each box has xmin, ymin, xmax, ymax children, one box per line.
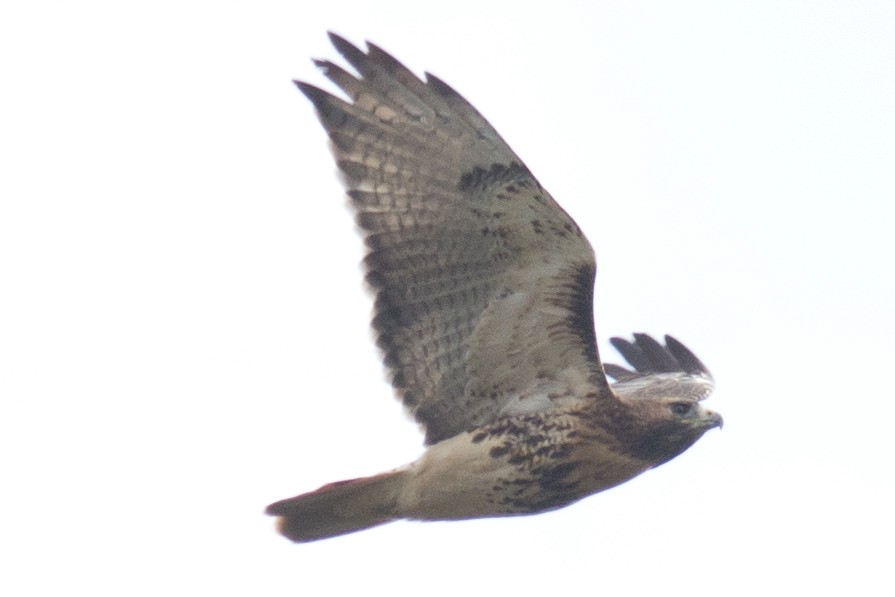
<box><xmin>266</xmin><ymin>470</ymin><xmax>406</xmax><ymax>542</ymax></box>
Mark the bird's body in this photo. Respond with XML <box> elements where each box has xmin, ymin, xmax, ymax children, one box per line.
<box><xmin>399</xmin><ymin>405</ymin><xmax>649</xmax><ymax>520</ymax></box>
<box><xmin>267</xmin><ymin>34</ymin><xmax>722</xmax><ymax>542</ymax></box>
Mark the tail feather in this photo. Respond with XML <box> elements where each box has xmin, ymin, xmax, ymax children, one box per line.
<box><xmin>266</xmin><ymin>470</ymin><xmax>406</xmax><ymax>542</ymax></box>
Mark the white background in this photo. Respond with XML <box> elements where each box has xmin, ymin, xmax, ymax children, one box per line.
<box><xmin>2</xmin><ymin>1</ymin><xmax>893</xmax><ymax>595</ymax></box>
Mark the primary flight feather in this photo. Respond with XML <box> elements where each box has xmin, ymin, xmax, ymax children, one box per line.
<box><xmin>267</xmin><ymin>34</ymin><xmax>722</xmax><ymax>542</ymax></box>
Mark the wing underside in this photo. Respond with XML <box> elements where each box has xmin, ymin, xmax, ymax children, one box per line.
<box><xmin>298</xmin><ymin>34</ymin><xmax>613</xmax><ymax>443</ymax></box>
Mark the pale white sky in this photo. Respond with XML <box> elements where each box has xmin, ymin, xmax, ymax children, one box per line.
<box><xmin>2</xmin><ymin>1</ymin><xmax>894</xmax><ymax>595</ymax></box>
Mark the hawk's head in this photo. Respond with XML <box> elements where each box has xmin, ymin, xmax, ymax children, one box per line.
<box><xmin>618</xmin><ymin>393</ymin><xmax>722</xmax><ymax>466</ymax></box>
<box><xmin>604</xmin><ymin>334</ymin><xmax>722</xmax><ymax>467</ymax></box>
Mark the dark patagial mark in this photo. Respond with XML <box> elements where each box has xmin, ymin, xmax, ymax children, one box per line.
<box><xmin>546</xmin><ymin>263</ymin><xmax>599</xmax><ymax>366</ymax></box>
<box><xmin>501</xmin><ymin>461</ymin><xmax>582</xmax><ymax>512</ymax></box>
<box><xmin>489</xmin><ymin>446</ymin><xmax>510</xmax><ymax>458</ymax></box>
<box><xmin>537</xmin><ymin>461</ymin><xmax>580</xmax><ymax>493</ymax></box>
<box><xmin>457</xmin><ymin>162</ymin><xmax>530</xmax><ymax>193</ymax></box>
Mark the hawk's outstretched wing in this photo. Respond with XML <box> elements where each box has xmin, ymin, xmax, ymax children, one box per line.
<box><xmin>298</xmin><ymin>34</ymin><xmax>613</xmax><ymax>444</ymax></box>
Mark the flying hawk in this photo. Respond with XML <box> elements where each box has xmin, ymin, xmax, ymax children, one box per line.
<box><xmin>267</xmin><ymin>34</ymin><xmax>722</xmax><ymax>542</ymax></box>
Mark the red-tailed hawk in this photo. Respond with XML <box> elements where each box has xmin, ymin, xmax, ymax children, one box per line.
<box><xmin>267</xmin><ymin>34</ymin><xmax>722</xmax><ymax>542</ymax></box>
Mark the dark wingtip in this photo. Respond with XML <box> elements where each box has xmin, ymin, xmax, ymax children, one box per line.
<box><xmin>664</xmin><ymin>334</ymin><xmax>712</xmax><ymax>378</ymax></box>
<box><xmin>608</xmin><ymin>336</ymin><xmax>631</xmax><ymax>350</ymax></box>
<box><xmin>326</xmin><ymin>31</ymin><xmax>351</xmax><ymax>50</ymax></box>
<box><xmin>608</xmin><ymin>333</ymin><xmax>711</xmax><ymax>378</ymax></box>
<box><xmin>425</xmin><ymin>72</ymin><xmax>461</xmax><ymax>99</ymax></box>
<box><xmin>367</xmin><ymin>41</ymin><xmax>397</xmax><ymax>64</ymax></box>
<box><xmin>609</xmin><ymin>336</ymin><xmax>650</xmax><ymax>372</ymax></box>
<box><xmin>636</xmin><ymin>333</ymin><xmax>679</xmax><ymax>371</ymax></box>
<box><xmin>327</xmin><ymin>31</ymin><xmax>368</xmax><ymax>64</ymax></box>
<box><xmin>293</xmin><ymin>80</ymin><xmax>331</xmax><ymax>106</ymax></box>
<box><xmin>604</xmin><ymin>362</ymin><xmax>636</xmax><ymax>381</ymax></box>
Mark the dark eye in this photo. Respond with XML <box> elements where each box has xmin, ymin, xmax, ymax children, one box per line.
<box><xmin>670</xmin><ymin>402</ymin><xmax>693</xmax><ymax>416</ymax></box>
